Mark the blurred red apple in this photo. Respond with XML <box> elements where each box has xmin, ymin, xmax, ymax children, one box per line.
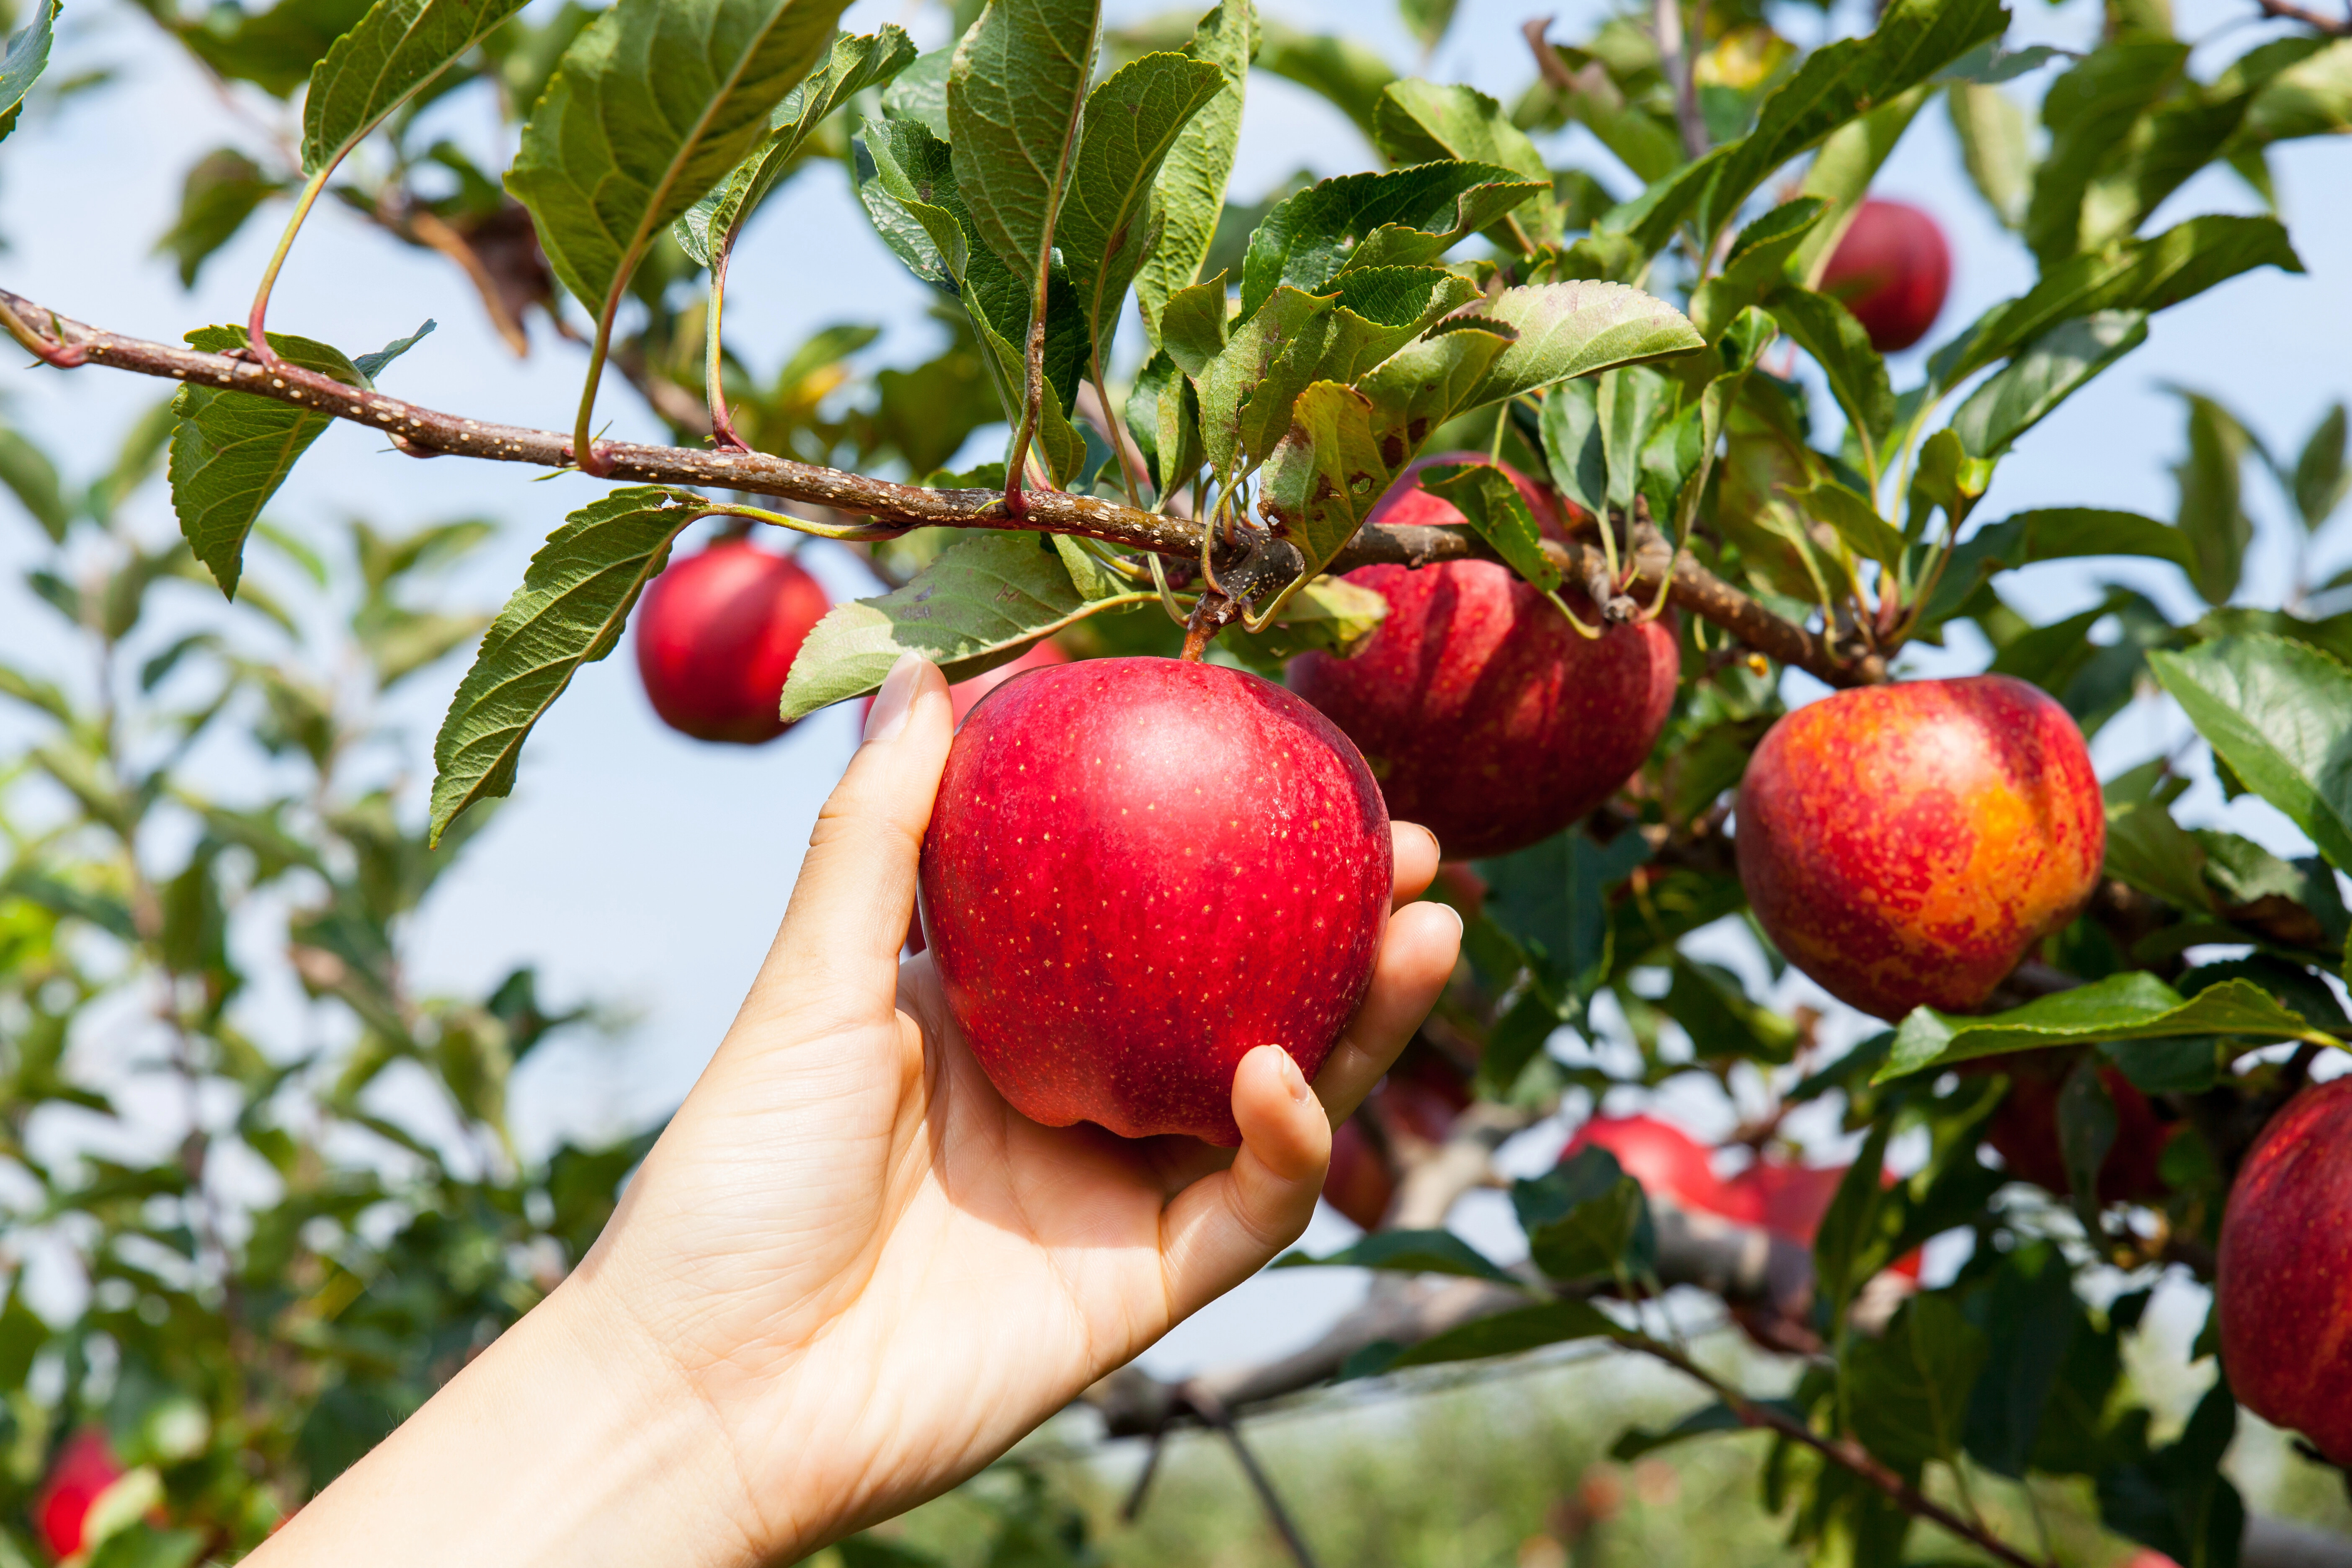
<box><xmin>1735</xmin><ymin>676</ymin><xmax>2104</xmax><ymax>1021</ymax></box>
<box><xmin>2218</xmin><ymin>1077</ymin><xmax>2352</xmax><ymax>1466</ymax></box>
<box><xmin>36</xmin><ymin>1431</ymin><xmax>124</xmax><ymax>1560</ymax></box>
<box><xmin>634</xmin><ymin>538</ymin><xmax>830</xmax><ymax>744</ymax></box>
<box><xmin>1289</xmin><ymin>457</ymin><xmax>1679</xmax><ymax>861</ymax></box>
<box><xmin>1723</xmin><ymin>1157</ymin><xmax>1922</xmax><ymax>1279</ymax></box>
<box><xmin>920</xmin><ymin>657</ymin><xmax>1393</xmax><ymax>1144</ymax></box>
<box><xmin>1564</xmin><ymin>1114</ymin><xmax>1736</xmax><ymax>1217</ymax></box>
<box><xmin>1819</xmin><ymin>199</ymin><xmax>1951</xmax><ymax>352</ymax></box>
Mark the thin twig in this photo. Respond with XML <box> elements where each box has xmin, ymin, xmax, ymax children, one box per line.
<box><xmin>1188</xmin><ymin>1385</ymin><xmax>1323</xmax><ymax>1568</ymax></box>
<box><xmin>2251</xmin><ymin>0</ymin><xmax>2352</xmax><ymax>33</ymax></box>
<box><xmin>1652</xmin><ymin>0</ymin><xmax>1710</xmax><ymax>160</ymax></box>
<box><xmin>1627</xmin><ymin>1336</ymin><xmax>2055</xmax><ymax>1568</ymax></box>
<box><xmin>0</xmin><ymin>286</ymin><xmax>1881</xmax><ymax>688</ymax></box>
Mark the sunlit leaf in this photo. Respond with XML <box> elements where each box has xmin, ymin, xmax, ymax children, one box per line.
<box><xmin>1880</xmin><ymin>972</ymin><xmax>2329</xmax><ymax>1081</ymax></box>
<box><xmin>780</xmin><ymin>534</ymin><xmax>1155</xmax><ymax>720</ymax></box>
<box><xmin>1133</xmin><ymin>0</ymin><xmax>1253</xmax><ymax>346</ymax></box>
<box><xmin>2147</xmin><ymin>633</ymin><xmax>2352</xmax><ymax>874</ymax></box>
<box><xmin>428</xmin><ymin>488</ymin><xmax>708</xmax><ymax>843</ymax></box>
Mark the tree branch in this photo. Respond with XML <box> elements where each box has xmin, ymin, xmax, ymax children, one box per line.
<box><xmin>1626</xmin><ymin>1335</ymin><xmax>2055</xmax><ymax>1568</ymax></box>
<box><xmin>2251</xmin><ymin>0</ymin><xmax>2352</xmax><ymax>33</ymax></box>
<box><xmin>0</xmin><ymin>286</ymin><xmax>1880</xmax><ymax>688</ymax></box>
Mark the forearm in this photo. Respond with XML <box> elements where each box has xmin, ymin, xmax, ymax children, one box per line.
<box><xmin>252</xmin><ymin>1276</ymin><xmax>757</xmax><ymax>1568</ymax></box>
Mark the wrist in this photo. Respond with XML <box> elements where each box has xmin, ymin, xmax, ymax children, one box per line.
<box><xmin>255</xmin><ymin>1271</ymin><xmax>761</xmax><ymax>1568</ymax></box>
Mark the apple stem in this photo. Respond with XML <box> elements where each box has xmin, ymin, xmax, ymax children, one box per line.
<box><xmin>1180</xmin><ymin>592</ymin><xmax>1238</xmax><ymax>661</ymax></box>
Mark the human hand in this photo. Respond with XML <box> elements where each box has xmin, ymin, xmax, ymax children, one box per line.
<box><xmin>261</xmin><ymin>653</ymin><xmax>1461</xmax><ymax>1568</ymax></box>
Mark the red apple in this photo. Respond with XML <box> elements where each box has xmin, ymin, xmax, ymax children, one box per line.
<box><xmin>1974</xmin><ymin>1050</ymin><xmax>2172</xmax><ymax>1203</ymax></box>
<box><xmin>36</xmin><ymin>1431</ymin><xmax>124</xmax><ymax>1560</ymax></box>
<box><xmin>1723</xmin><ymin>1157</ymin><xmax>1922</xmax><ymax>1279</ymax></box>
<box><xmin>919</xmin><ymin>657</ymin><xmax>1393</xmax><ymax>1144</ymax></box>
<box><xmin>1563</xmin><ymin>1114</ymin><xmax>1736</xmax><ymax>1217</ymax></box>
<box><xmin>1818</xmin><ymin>199</ymin><xmax>1951</xmax><ymax>353</ymax></box>
<box><xmin>1735</xmin><ymin>676</ymin><xmax>2104</xmax><ymax>1021</ymax></box>
<box><xmin>634</xmin><ymin>538</ymin><xmax>830</xmax><ymax>744</ymax></box>
<box><xmin>1323</xmin><ymin>1046</ymin><xmax>1472</xmax><ymax>1229</ymax></box>
<box><xmin>1288</xmin><ymin>457</ymin><xmax>1680</xmax><ymax>861</ymax></box>
<box><xmin>2217</xmin><ymin>1077</ymin><xmax>2352</xmax><ymax>1465</ymax></box>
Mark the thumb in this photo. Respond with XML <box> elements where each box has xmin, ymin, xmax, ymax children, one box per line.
<box><xmin>737</xmin><ymin>651</ymin><xmax>953</xmax><ymax>1040</ymax></box>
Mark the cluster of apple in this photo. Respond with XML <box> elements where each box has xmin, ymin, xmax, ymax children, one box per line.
<box><xmin>619</xmin><ymin>203</ymin><xmax>2351</xmax><ymax>1472</ymax></box>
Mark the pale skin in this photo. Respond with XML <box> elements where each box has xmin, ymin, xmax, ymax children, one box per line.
<box><xmin>254</xmin><ymin>652</ymin><xmax>1463</xmax><ymax>1567</ymax></box>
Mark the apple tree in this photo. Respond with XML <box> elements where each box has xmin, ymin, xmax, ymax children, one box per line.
<box><xmin>3</xmin><ymin>0</ymin><xmax>2352</xmax><ymax>1556</ymax></box>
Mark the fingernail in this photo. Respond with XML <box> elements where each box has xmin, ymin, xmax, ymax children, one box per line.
<box><xmin>862</xmin><ymin>652</ymin><xmax>925</xmax><ymax>744</ymax></box>
<box><xmin>1275</xmin><ymin>1048</ymin><xmax>1310</xmax><ymax>1103</ymax></box>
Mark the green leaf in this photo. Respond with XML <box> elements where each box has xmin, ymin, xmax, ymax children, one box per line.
<box><xmin>1792</xmin><ymin>480</ymin><xmax>1906</xmax><ymax>567</ymax></box>
<box><xmin>1879</xmin><ymin>972</ymin><xmax>2329</xmax><ymax>1082</ymax></box>
<box><xmin>1057</xmin><ymin>51</ymin><xmax>1225</xmax><ymax>378</ymax></box>
<box><xmin>1383</xmin><ymin>1300</ymin><xmax>1622</xmax><ymax>1372</ymax></box>
<box><xmin>505</xmin><ymin>0</ymin><xmax>853</xmax><ymax>312</ymax></box>
<box><xmin>352</xmin><ymin>317</ymin><xmax>436</xmax><ymax>380</ymax></box>
<box><xmin>1948</xmin><ymin>310</ymin><xmax>2147</xmax><ymax>461</ymax></box>
<box><xmin>780</xmin><ymin>533</ymin><xmax>1155</xmax><ymax>720</ymax></box>
<box><xmin>879</xmin><ymin>40</ymin><xmax>951</xmax><ymax>136</ymax></box>
<box><xmin>1688</xmin><ymin>197</ymin><xmax>1829</xmax><ymax>341</ymax></box>
<box><xmin>1790</xmin><ymin>87</ymin><xmax>1935</xmax><ymax>287</ymax></box>
<box><xmin>2147</xmin><ymin>634</ymin><xmax>2352</xmax><ymax>874</ymax></box>
<box><xmin>1238</xmin><ymin>162</ymin><xmax>1542</xmax><ymax>322</ymax></box>
<box><xmin>1616</xmin><ymin>0</ymin><xmax>2006</xmax><ymax>253</ymax></box>
<box><xmin>675</xmin><ymin>26</ymin><xmax>918</xmax><ymax>266</ymax></box>
<box><xmin>966</xmin><ymin>294</ymin><xmax>1090</xmax><ymax>485</ymax></box>
<box><xmin>1812</xmin><ymin>1120</ymin><xmax>1893</xmax><ymax>1321</ymax></box>
<box><xmin>154</xmin><ymin>149</ymin><xmax>284</xmax><ymax>289</ymax></box>
<box><xmin>1457</xmin><ymin>282</ymin><xmax>1704</xmax><ymax>411</ymax></box>
<box><xmin>0</xmin><ymin>0</ymin><xmax>58</xmax><ymax>143</ymax></box>
<box><xmin>1370</xmin><ymin>81</ymin><xmax>1552</xmax><ymax>247</ymax></box>
<box><xmin>1846</xmin><ymin>1293</ymin><xmax>1989</xmax><ymax>1473</ymax></box>
<box><xmin>2232</xmin><ymin>36</ymin><xmax>2352</xmax><ymax>148</ymax></box>
<box><xmin>1662</xmin><ymin>955</ymin><xmax>1800</xmax><ymax>1063</ymax></box>
<box><xmin>1132</xmin><ymin>0</ymin><xmax>1253</xmax><ymax>346</ymax></box>
<box><xmin>2102</xmin><ymin>800</ymin><xmax>2214</xmax><ymax>914</ymax></box>
<box><xmin>301</xmin><ymin>0</ymin><xmax>527</xmax><ymax>176</ymax></box>
<box><xmin>2169</xmin><ymin>387</ymin><xmax>2256</xmax><ymax>607</ymax></box>
<box><xmin>2099</xmin><ymin>1382</ymin><xmax>2245</xmax><ymax>1568</ymax></box>
<box><xmin>1421</xmin><ymin>462</ymin><xmax>1561</xmax><ymax>593</ymax></box>
<box><xmin>428</xmin><ymin>488</ymin><xmax>707</xmax><ymax>843</ymax></box>
<box><xmin>1253</xmin><ymin>18</ymin><xmax>1394</xmax><ymax>144</ymax></box>
<box><xmin>1935</xmin><ymin>214</ymin><xmax>2303</xmax><ymax>388</ymax></box>
<box><xmin>1197</xmin><ymin>269</ymin><xmax>1477</xmax><ymax>475</ymax></box>
<box><xmin>1514</xmin><ymin>1146</ymin><xmax>1651</xmax><ymax>1282</ymax></box>
<box><xmin>1395</xmin><ymin>0</ymin><xmax>1452</xmax><ymax>55</ymax></box>
<box><xmin>168</xmin><ymin>326</ymin><xmax>366</xmax><ymax>598</ymax></box>
<box><xmin>0</xmin><ymin>421</ymin><xmax>69</xmax><ymax>542</ymax></box>
<box><xmin>1271</xmin><ymin>1228</ymin><xmax>1519</xmax><ymax>1282</ymax></box>
<box><xmin>1766</xmin><ymin>285</ymin><xmax>1894</xmax><ymax>458</ymax></box>
<box><xmin>2022</xmin><ymin>40</ymin><xmax>2187</xmax><ymax>270</ymax></box>
<box><xmin>1539</xmin><ymin>376</ymin><xmax>1604</xmax><ymax>520</ymax></box>
<box><xmin>1947</xmin><ymin>80</ymin><xmax>2032</xmax><ymax>228</ymax></box>
<box><xmin>175</xmin><ymin>0</ymin><xmax>373</xmax><ymax>95</ymax></box>
<box><xmin>2056</xmin><ymin>1056</ymin><xmax>2117</xmax><ymax>1226</ymax></box>
<box><xmin>1943</xmin><ymin>506</ymin><xmax>2197</xmax><ymax>595</ymax></box>
<box><xmin>1256</xmin><ymin>381</ymin><xmax>1389</xmax><ymax>580</ymax></box>
<box><xmin>2288</xmin><ymin>401</ymin><xmax>2348</xmax><ymax>533</ymax></box>
<box><xmin>946</xmin><ymin>0</ymin><xmax>1099</xmax><ymax>296</ymax></box>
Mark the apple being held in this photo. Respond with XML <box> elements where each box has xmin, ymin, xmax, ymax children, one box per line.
<box><xmin>1819</xmin><ymin>199</ymin><xmax>1952</xmax><ymax>353</ymax></box>
<box><xmin>1288</xmin><ymin>455</ymin><xmax>1681</xmax><ymax>861</ymax></box>
<box><xmin>1975</xmin><ymin>1049</ymin><xmax>2172</xmax><ymax>1204</ymax></box>
<box><xmin>1735</xmin><ymin>676</ymin><xmax>2104</xmax><ymax>1021</ymax></box>
<box><xmin>2217</xmin><ymin>1077</ymin><xmax>2352</xmax><ymax>1466</ymax></box>
<box><xmin>1323</xmin><ymin>1044</ymin><xmax>1473</xmax><ymax>1229</ymax></box>
<box><xmin>1563</xmin><ymin>1114</ymin><xmax>1737</xmax><ymax>1217</ymax></box>
<box><xmin>634</xmin><ymin>537</ymin><xmax>831</xmax><ymax>744</ymax></box>
<box><xmin>36</xmin><ymin>1430</ymin><xmax>125</xmax><ymax>1560</ymax></box>
<box><xmin>920</xmin><ymin>657</ymin><xmax>1393</xmax><ymax>1144</ymax></box>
